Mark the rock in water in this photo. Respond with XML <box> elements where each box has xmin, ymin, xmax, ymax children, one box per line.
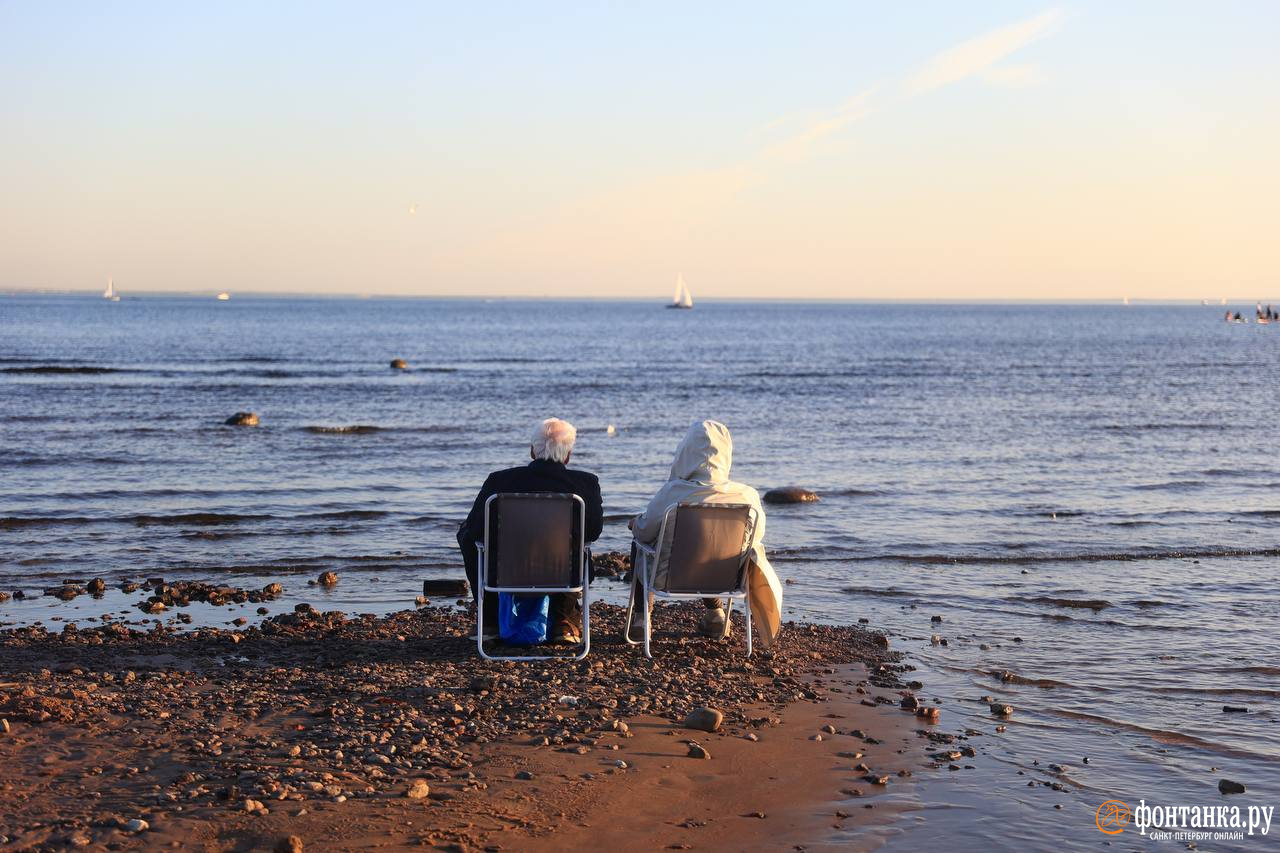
<box><xmin>405</xmin><ymin>779</ymin><xmax>430</xmax><ymax>799</ymax></box>
<box><xmin>390</xmin><ymin>358</ymin><xmax>408</xmax><ymax>369</ymax></box>
<box><xmin>274</xmin><ymin>838</ymin><xmax>304</xmax><ymax>853</ymax></box>
<box><xmin>422</xmin><ymin>579</ymin><xmax>470</xmax><ymax>596</ymax></box>
<box><xmin>318</xmin><ymin>571</ymin><xmax>338</xmax><ymax>587</ymax></box>
<box><xmin>87</xmin><ymin>578</ymin><xmax>106</xmax><ymax>594</ymax></box>
<box><xmin>762</xmin><ymin>487</ymin><xmax>820</xmax><ymax>505</ymax></box>
<box><xmin>990</xmin><ymin>703</ymin><xmax>1013</xmax><ymax>717</ymax></box>
<box><xmin>683</xmin><ymin>707</ymin><xmax>723</xmax><ymax>732</ymax></box>
<box><xmin>1218</xmin><ymin>779</ymin><xmax>1246</xmax><ymax>795</ymax></box>
<box><xmin>225</xmin><ymin>412</ymin><xmax>260</xmax><ymax>426</ymax></box>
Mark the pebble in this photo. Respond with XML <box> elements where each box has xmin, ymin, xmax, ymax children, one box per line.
<box><xmin>820</xmin><ymin>724</ymin><xmax>837</xmax><ymax>734</ymax></box>
<box><xmin>405</xmin><ymin>779</ymin><xmax>430</xmax><ymax>799</ymax></box>
<box><xmin>687</xmin><ymin>742</ymin><xmax>712</xmax><ymax>760</ymax></box>
<box><xmin>1</xmin><ymin>719</ymin><xmax>9</xmax><ymax>734</ymax></box>
<box><xmin>274</xmin><ymin>837</ymin><xmax>304</xmax><ymax>853</ymax></box>
<box><xmin>515</xmin><ymin>771</ymin><xmax>535</xmax><ymax>780</ymax></box>
<box><xmin>123</xmin><ymin>818</ymin><xmax>149</xmax><ymax>833</ymax></box>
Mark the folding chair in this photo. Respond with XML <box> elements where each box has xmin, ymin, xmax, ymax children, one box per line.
<box><xmin>624</xmin><ymin>502</ymin><xmax>758</xmax><ymax>658</ymax></box>
<box><xmin>475</xmin><ymin>492</ymin><xmax>590</xmax><ymax>661</ymax></box>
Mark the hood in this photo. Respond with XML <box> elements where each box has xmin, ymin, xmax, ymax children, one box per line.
<box><xmin>669</xmin><ymin>420</ymin><xmax>733</xmax><ymax>484</ymax></box>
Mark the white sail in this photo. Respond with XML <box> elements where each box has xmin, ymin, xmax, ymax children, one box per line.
<box><xmin>103</xmin><ymin>277</ymin><xmax>119</xmax><ymax>300</ymax></box>
<box><xmin>672</xmin><ymin>274</ymin><xmax>693</xmax><ymax>308</ymax></box>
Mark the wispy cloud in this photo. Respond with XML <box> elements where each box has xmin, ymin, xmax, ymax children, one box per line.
<box><xmin>758</xmin><ymin>8</ymin><xmax>1063</xmax><ymax>161</ymax></box>
<box><xmin>902</xmin><ymin>8</ymin><xmax>1063</xmax><ymax>96</ymax></box>
<box><xmin>761</xmin><ymin>87</ymin><xmax>879</xmax><ymax>163</ymax></box>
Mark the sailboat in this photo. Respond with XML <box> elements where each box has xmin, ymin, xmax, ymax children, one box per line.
<box><xmin>667</xmin><ymin>273</ymin><xmax>693</xmax><ymax>309</ymax></box>
<box><xmin>216</xmin><ymin>291</ymin><xmax>231</xmax><ymax>301</ymax></box>
<box><xmin>103</xmin><ymin>277</ymin><xmax>120</xmax><ymax>302</ymax></box>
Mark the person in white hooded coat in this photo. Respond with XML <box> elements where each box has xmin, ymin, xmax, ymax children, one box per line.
<box><xmin>629</xmin><ymin>420</ymin><xmax>784</xmax><ymax>646</ymax></box>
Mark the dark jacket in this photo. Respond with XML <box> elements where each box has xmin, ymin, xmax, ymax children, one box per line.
<box><xmin>459</xmin><ymin>459</ymin><xmax>603</xmax><ymax>547</ymax></box>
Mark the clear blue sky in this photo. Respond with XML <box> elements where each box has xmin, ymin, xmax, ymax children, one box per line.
<box><xmin>2</xmin><ymin>2</ymin><xmax>1277</xmax><ymax>298</ymax></box>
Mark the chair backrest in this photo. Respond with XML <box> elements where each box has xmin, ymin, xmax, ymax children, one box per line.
<box><xmin>484</xmin><ymin>492</ymin><xmax>585</xmax><ymax>589</ymax></box>
<box><xmin>653</xmin><ymin>502</ymin><xmax>756</xmax><ymax>594</ymax></box>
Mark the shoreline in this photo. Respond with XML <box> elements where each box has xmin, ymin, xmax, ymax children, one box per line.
<box><xmin>0</xmin><ymin>601</ymin><xmax>927</xmax><ymax>851</ymax></box>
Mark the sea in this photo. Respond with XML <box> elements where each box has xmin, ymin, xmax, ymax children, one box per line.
<box><xmin>1</xmin><ymin>295</ymin><xmax>1277</xmax><ymax>850</ymax></box>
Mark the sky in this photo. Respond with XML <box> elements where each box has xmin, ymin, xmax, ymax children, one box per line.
<box><xmin>1</xmin><ymin>1</ymin><xmax>1278</xmax><ymax>300</ymax></box>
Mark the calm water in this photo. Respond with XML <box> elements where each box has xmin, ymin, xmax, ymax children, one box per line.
<box><xmin>2</xmin><ymin>295</ymin><xmax>1277</xmax><ymax>849</ymax></box>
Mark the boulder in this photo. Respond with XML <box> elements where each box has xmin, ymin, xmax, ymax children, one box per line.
<box><xmin>225</xmin><ymin>412</ymin><xmax>259</xmax><ymax>426</ymax></box>
<box><xmin>422</xmin><ymin>579</ymin><xmax>470</xmax><ymax>596</ymax></box>
<box><xmin>683</xmin><ymin>707</ymin><xmax>723</xmax><ymax>732</ymax></box>
<box><xmin>763</xmin><ymin>487</ymin><xmax>819</xmax><ymax>505</ymax></box>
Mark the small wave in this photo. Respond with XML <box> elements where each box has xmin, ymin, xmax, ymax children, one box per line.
<box><xmin>310</xmin><ymin>510</ymin><xmax>389</xmax><ymax>520</ymax></box>
<box><xmin>1131</xmin><ymin>599</ymin><xmax>1174</xmax><ymax>608</ymax></box>
<box><xmin>1201</xmin><ymin>468</ymin><xmax>1250</xmax><ymax>478</ymax></box>
<box><xmin>1098</xmin><ymin>423</ymin><xmax>1231</xmax><ymax>433</ymax></box>
<box><xmin>1018</xmin><ymin>595</ymin><xmax>1112</xmax><ymax>610</ymax></box>
<box><xmin>841</xmin><ymin>585</ymin><xmax>915</xmax><ymax>599</ymax></box>
<box><xmin>249</xmin><ymin>369</ymin><xmax>297</xmax><ymax>378</ymax></box>
<box><xmin>133</xmin><ymin>512</ymin><xmax>270</xmax><ymax>525</ymax></box>
<box><xmin>827</xmin><ymin>488</ymin><xmax>885</xmax><ymax>497</ymax></box>
<box><xmin>1134</xmin><ymin>480</ymin><xmax>1206</xmax><ymax>491</ymax></box>
<box><xmin>1</xmin><ymin>365</ymin><xmax>121</xmax><ymax>374</ymax></box>
<box><xmin>844</xmin><ymin>547</ymin><xmax>1280</xmax><ymax>566</ymax></box>
<box><xmin>1047</xmin><ymin>709</ymin><xmax>1277</xmax><ymax>762</ymax></box>
<box><xmin>305</xmin><ymin>425</ymin><xmax>383</xmax><ymax>435</ymax></box>
<box><xmin>1237</xmin><ymin>509</ymin><xmax>1280</xmax><ymax>518</ymax></box>
<box><xmin>0</xmin><ymin>516</ymin><xmax>94</xmax><ymax>529</ymax></box>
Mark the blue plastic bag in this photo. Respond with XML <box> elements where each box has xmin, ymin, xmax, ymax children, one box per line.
<box><xmin>498</xmin><ymin>592</ymin><xmax>549</xmax><ymax>645</ymax></box>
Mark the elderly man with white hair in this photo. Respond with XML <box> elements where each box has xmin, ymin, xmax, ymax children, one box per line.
<box><xmin>457</xmin><ymin>418</ymin><xmax>603</xmax><ymax>644</ymax></box>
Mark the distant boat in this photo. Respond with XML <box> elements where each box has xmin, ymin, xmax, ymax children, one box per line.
<box><xmin>216</xmin><ymin>292</ymin><xmax>231</xmax><ymax>301</ymax></box>
<box><xmin>1122</xmin><ymin>296</ymin><xmax>1130</xmax><ymax>306</ymax></box>
<box><xmin>103</xmin><ymin>277</ymin><xmax>120</xmax><ymax>302</ymax></box>
<box><xmin>667</xmin><ymin>274</ymin><xmax>693</xmax><ymax>309</ymax></box>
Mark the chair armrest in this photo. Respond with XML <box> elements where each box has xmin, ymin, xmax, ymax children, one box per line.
<box><xmin>633</xmin><ymin>541</ymin><xmax>656</xmax><ymax>557</ymax></box>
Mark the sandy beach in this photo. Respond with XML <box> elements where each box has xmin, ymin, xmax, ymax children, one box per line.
<box><xmin>0</xmin><ymin>592</ymin><xmax>929</xmax><ymax>851</ymax></box>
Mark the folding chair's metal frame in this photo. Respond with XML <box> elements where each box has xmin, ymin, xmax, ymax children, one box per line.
<box><xmin>624</xmin><ymin>502</ymin><xmax>758</xmax><ymax>658</ymax></box>
<box><xmin>476</xmin><ymin>492</ymin><xmax>590</xmax><ymax>661</ymax></box>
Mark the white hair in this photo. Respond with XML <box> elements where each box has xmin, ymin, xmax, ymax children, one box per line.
<box><xmin>531</xmin><ymin>417</ymin><xmax>577</xmax><ymax>464</ymax></box>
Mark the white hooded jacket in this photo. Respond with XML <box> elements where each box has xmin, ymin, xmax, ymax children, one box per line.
<box><xmin>634</xmin><ymin>420</ymin><xmax>784</xmax><ymax>646</ymax></box>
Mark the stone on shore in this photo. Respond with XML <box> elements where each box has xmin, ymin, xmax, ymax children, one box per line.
<box><xmin>224</xmin><ymin>412</ymin><xmax>259</xmax><ymax>426</ymax></box>
<box><xmin>123</xmin><ymin>819</ymin><xmax>148</xmax><ymax>833</ymax></box>
<box><xmin>274</xmin><ymin>837</ymin><xmax>304</xmax><ymax>853</ymax></box>
<box><xmin>405</xmin><ymin>779</ymin><xmax>430</xmax><ymax>799</ymax></box>
<box><xmin>763</xmin><ymin>487</ymin><xmax>820</xmax><ymax>505</ymax></box>
<box><xmin>683</xmin><ymin>707</ymin><xmax>723</xmax><ymax>732</ymax></box>
<box><xmin>687</xmin><ymin>741</ymin><xmax>712</xmax><ymax>760</ymax></box>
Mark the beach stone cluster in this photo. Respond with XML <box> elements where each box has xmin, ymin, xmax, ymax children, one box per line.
<box><xmin>0</xmin><ymin>602</ymin><xmax>903</xmax><ymax>848</ymax></box>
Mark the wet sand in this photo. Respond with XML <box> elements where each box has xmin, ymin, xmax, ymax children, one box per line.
<box><xmin>0</xmin><ymin>599</ymin><xmax>927</xmax><ymax>851</ymax></box>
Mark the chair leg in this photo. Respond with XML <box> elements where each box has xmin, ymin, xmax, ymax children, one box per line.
<box><xmin>575</xmin><ymin>588</ymin><xmax>591</xmax><ymax>661</ymax></box>
<box><xmin>745</xmin><ymin>594</ymin><xmax>753</xmax><ymax>658</ymax></box>
<box><xmin>623</xmin><ymin>573</ymin><xmax>641</xmax><ymax>645</ymax></box>
<box><xmin>642</xmin><ymin>577</ymin><xmax>653</xmax><ymax>659</ymax></box>
<box><xmin>477</xmin><ymin>592</ymin><xmax>491</xmax><ymax>660</ymax></box>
